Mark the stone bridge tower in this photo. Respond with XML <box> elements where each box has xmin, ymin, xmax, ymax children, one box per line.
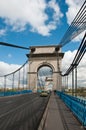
<box><xmin>26</xmin><ymin>45</ymin><xmax>64</xmax><ymax>91</ymax></box>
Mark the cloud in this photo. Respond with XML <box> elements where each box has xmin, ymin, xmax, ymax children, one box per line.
<box><xmin>0</xmin><ymin>61</ymin><xmax>28</xmax><ymax>89</ymax></box>
<box><xmin>72</xmin><ymin>32</ymin><xmax>85</xmax><ymax>42</ymax></box>
<box><xmin>0</xmin><ymin>61</ymin><xmax>21</xmax><ymax>75</ymax></box>
<box><xmin>62</xmin><ymin>50</ymin><xmax>77</xmax><ymax>72</ymax></box>
<box><xmin>65</xmin><ymin>0</ymin><xmax>85</xmax><ymax>42</ymax></box>
<box><xmin>65</xmin><ymin>0</ymin><xmax>84</xmax><ymax>25</ymax></box>
<box><xmin>0</xmin><ymin>28</ymin><xmax>6</xmax><ymax>36</ymax></box>
<box><xmin>0</xmin><ymin>49</ymin><xmax>86</xmax><ymax>89</ymax></box>
<box><xmin>0</xmin><ymin>0</ymin><xmax>63</xmax><ymax>36</ymax></box>
<box><xmin>62</xmin><ymin>50</ymin><xmax>86</xmax><ymax>87</ymax></box>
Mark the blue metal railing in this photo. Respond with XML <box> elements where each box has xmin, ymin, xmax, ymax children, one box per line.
<box><xmin>0</xmin><ymin>90</ymin><xmax>32</xmax><ymax>96</ymax></box>
<box><xmin>56</xmin><ymin>91</ymin><xmax>86</xmax><ymax>127</ymax></box>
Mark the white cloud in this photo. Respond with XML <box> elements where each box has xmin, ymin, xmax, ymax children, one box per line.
<box><xmin>65</xmin><ymin>0</ymin><xmax>84</xmax><ymax>25</ymax></box>
<box><xmin>0</xmin><ymin>61</ymin><xmax>20</xmax><ymax>75</ymax></box>
<box><xmin>0</xmin><ymin>49</ymin><xmax>86</xmax><ymax>89</ymax></box>
<box><xmin>72</xmin><ymin>32</ymin><xmax>85</xmax><ymax>42</ymax></box>
<box><xmin>0</xmin><ymin>0</ymin><xmax>63</xmax><ymax>36</ymax></box>
<box><xmin>62</xmin><ymin>50</ymin><xmax>86</xmax><ymax>87</ymax></box>
<box><xmin>65</xmin><ymin>0</ymin><xmax>85</xmax><ymax>42</ymax></box>
<box><xmin>62</xmin><ymin>50</ymin><xmax>77</xmax><ymax>72</ymax></box>
<box><xmin>0</xmin><ymin>61</ymin><xmax>28</xmax><ymax>89</ymax></box>
<box><xmin>0</xmin><ymin>28</ymin><xmax>6</xmax><ymax>36</ymax></box>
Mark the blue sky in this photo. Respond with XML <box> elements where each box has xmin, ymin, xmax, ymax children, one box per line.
<box><xmin>0</xmin><ymin>0</ymin><xmax>85</xmax><ymax>64</ymax></box>
<box><xmin>0</xmin><ymin>0</ymin><xmax>86</xmax><ymax>88</ymax></box>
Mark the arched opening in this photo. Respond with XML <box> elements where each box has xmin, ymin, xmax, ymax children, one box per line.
<box><xmin>37</xmin><ymin>65</ymin><xmax>53</xmax><ymax>92</ymax></box>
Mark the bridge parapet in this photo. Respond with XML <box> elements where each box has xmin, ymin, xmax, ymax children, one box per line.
<box><xmin>57</xmin><ymin>91</ymin><xmax>86</xmax><ymax>127</ymax></box>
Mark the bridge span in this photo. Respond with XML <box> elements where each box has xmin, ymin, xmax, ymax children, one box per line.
<box><xmin>0</xmin><ymin>92</ymin><xmax>85</xmax><ymax>130</ymax></box>
<box><xmin>0</xmin><ymin>27</ymin><xmax>86</xmax><ymax>130</ymax></box>
<box><xmin>0</xmin><ymin>1</ymin><xmax>86</xmax><ymax>130</ymax></box>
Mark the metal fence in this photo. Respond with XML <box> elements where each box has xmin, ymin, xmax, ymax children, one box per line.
<box><xmin>0</xmin><ymin>60</ymin><xmax>32</xmax><ymax>96</ymax></box>
<box><xmin>56</xmin><ymin>91</ymin><xmax>86</xmax><ymax>127</ymax></box>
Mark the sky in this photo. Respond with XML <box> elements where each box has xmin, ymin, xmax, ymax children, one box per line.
<box><xmin>0</xmin><ymin>0</ymin><xmax>86</xmax><ymax>87</ymax></box>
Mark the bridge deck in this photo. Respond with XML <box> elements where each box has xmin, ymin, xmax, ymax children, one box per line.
<box><xmin>43</xmin><ymin>92</ymin><xmax>85</xmax><ymax>130</ymax></box>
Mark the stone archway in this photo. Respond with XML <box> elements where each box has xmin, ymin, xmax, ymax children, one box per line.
<box><xmin>26</xmin><ymin>45</ymin><xmax>64</xmax><ymax>91</ymax></box>
<box><xmin>37</xmin><ymin>64</ymin><xmax>53</xmax><ymax>91</ymax></box>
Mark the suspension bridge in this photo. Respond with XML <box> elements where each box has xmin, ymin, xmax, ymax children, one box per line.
<box><xmin>0</xmin><ymin>1</ymin><xmax>86</xmax><ymax>130</ymax></box>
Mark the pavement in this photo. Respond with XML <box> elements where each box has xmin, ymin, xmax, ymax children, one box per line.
<box><xmin>43</xmin><ymin>92</ymin><xmax>85</xmax><ymax>130</ymax></box>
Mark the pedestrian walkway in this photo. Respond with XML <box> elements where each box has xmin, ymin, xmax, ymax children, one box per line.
<box><xmin>43</xmin><ymin>92</ymin><xmax>85</xmax><ymax>130</ymax></box>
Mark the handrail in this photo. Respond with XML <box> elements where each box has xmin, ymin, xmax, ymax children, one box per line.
<box><xmin>56</xmin><ymin>91</ymin><xmax>86</xmax><ymax>127</ymax></box>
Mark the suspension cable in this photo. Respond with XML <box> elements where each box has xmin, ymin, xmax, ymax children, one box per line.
<box><xmin>0</xmin><ymin>60</ymin><xmax>28</xmax><ymax>77</ymax></box>
<box><xmin>62</xmin><ymin>32</ymin><xmax>86</xmax><ymax>76</ymax></box>
<box><xmin>59</xmin><ymin>0</ymin><xmax>86</xmax><ymax>47</ymax></box>
<box><xmin>0</xmin><ymin>42</ymin><xmax>29</xmax><ymax>50</ymax></box>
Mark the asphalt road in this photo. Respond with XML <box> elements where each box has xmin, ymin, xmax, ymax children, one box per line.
<box><xmin>0</xmin><ymin>93</ymin><xmax>49</xmax><ymax>130</ymax></box>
